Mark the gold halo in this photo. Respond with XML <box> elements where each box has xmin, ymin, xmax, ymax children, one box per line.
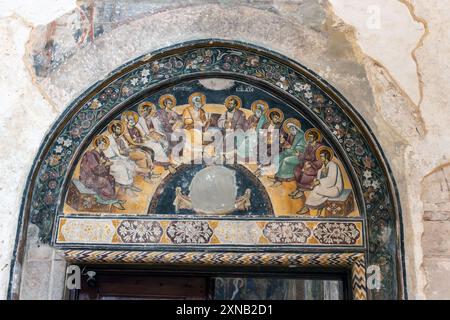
<box><xmin>224</xmin><ymin>95</ymin><xmax>242</xmax><ymax>110</ymax></box>
<box><xmin>107</xmin><ymin>120</ymin><xmax>125</xmax><ymax>135</ymax></box>
<box><xmin>283</xmin><ymin>118</ymin><xmax>301</xmax><ymax>133</ymax></box>
<box><xmin>121</xmin><ymin>110</ymin><xmax>139</xmax><ymax>123</ymax></box>
<box><xmin>251</xmin><ymin>100</ymin><xmax>269</xmax><ymax>114</ymax></box>
<box><xmin>266</xmin><ymin>108</ymin><xmax>284</xmax><ymax>123</ymax></box>
<box><xmin>304</xmin><ymin>128</ymin><xmax>323</xmax><ymax>142</ymax></box>
<box><xmin>315</xmin><ymin>146</ymin><xmax>334</xmax><ymax>161</ymax></box>
<box><xmin>188</xmin><ymin>92</ymin><xmax>206</xmax><ymax>107</ymax></box>
<box><xmin>93</xmin><ymin>135</ymin><xmax>110</xmax><ymax>149</ymax></box>
<box><xmin>158</xmin><ymin>94</ymin><xmax>177</xmax><ymax>109</ymax></box>
<box><xmin>138</xmin><ymin>102</ymin><xmax>156</xmax><ymax>117</ymax></box>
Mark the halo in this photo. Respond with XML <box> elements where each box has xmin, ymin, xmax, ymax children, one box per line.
<box><xmin>304</xmin><ymin>128</ymin><xmax>323</xmax><ymax>142</ymax></box>
<box><xmin>158</xmin><ymin>94</ymin><xmax>177</xmax><ymax>109</ymax></box>
<box><xmin>251</xmin><ymin>100</ymin><xmax>269</xmax><ymax>114</ymax></box>
<box><xmin>282</xmin><ymin>118</ymin><xmax>301</xmax><ymax>133</ymax></box>
<box><xmin>315</xmin><ymin>146</ymin><xmax>334</xmax><ymax>161</ymax></box>
<box><xmin>121</xmin><ymin>110</ymin><xmax>139</xmax><ymax>123</ymax></box>
<box><xmin>266</xmin><ymin>108</ymin><xmax>284</xmax><ymax>122</ymax></box>
<box><xmin>188</xmin><ymin>92</ymin><xmax>206</xmax><ymax>107</ymax></box>
<box><xmin>93</xmin><ymin>135</ymin><xmax>110</xmax><ymax>149</ymax></box>
<box><xmin>224</xmin><ymin>95</ymin><xmax>242</xmax><ymax>110</ymax></box>
<box><xmin>138</xmin><ymin>102</ymin><xmax>156</xmax><ymax>116</ymax></box>
<box><xmin>107</xmin><ymin>120</ymin><xmax>125</xmax><ymax>135</ymax></box>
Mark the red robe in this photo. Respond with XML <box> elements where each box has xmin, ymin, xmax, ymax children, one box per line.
<box><xmin>80</xmin><ymin>149</ymin><xmax>116</xmax><ymax>200</ymax></box>
<box><xmin>294</xmin><ymin>142</ymin><xmax>323</xmax><ymax>190</ymax></box>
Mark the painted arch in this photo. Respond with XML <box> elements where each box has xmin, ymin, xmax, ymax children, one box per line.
<box><xmin>15</xmin><ymin>40</ymin><xmax>405</xmax><ymax>299</ymax></box>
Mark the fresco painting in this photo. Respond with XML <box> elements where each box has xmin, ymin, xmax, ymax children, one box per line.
<box><xmin>64</xmin><ymin>79</ymin><xmax>359</xmax><ymax>218</ymax></box>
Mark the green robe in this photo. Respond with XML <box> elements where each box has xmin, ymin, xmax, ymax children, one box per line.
<box><xmin>275</xmin><ymin>131</ymin><xmax>306</xmax><ymax>180</ymax></box>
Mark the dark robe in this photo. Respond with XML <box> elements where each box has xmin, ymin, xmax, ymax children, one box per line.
<box><xmin>261</xmin><ymin>122</ymin><xmax>282</xmax><ymax>157</ymax></box>
<box><xmin>294</xmin><ymin>142</ymin><xmax>323</xmax><ymax>190</ymax></box>
<box><xmin>156</xmin><ymin>108</ymin><xmax>178</xmax><ymax>134</ymax></box>
<box><xmin>219</xmin><ymin>109</ymin><xmax>248</xmax><ymax>132</ymax></box>
<box><xmin>127</xmin><ymin>126</ymin><xmax>144</xmax><ymax>144</ymax></box>
<box><xmin>80</xmin><ymin>149</ymin><xmax>116</xmax><ymax>200</ymax></box>
<box><xmin>114</xmin><ymin>135</ymin><xmax>129</xmax><ymax>156</ymax></box>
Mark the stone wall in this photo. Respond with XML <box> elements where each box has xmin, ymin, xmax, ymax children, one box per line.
<box><xmin>0</xmin><ymin>0</ymin><xmax>449</xmax><ymax>299</ymax></box>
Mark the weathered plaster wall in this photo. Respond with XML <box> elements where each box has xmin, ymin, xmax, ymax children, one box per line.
<box><xmin>0</xmin><ymin>0</ymin><xmax>449</xmax><ymax>299</ymax></box>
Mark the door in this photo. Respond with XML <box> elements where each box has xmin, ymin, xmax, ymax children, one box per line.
<box><xmin>69</xmin><ymin>266</ymin><xmax>349</xmax><ymax>300</ymax></box>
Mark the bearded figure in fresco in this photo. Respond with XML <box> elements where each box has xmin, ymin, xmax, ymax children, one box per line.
<box><xmin>121</xmin><ymin>110</ymin><xmax>172</xmax><ymax>169</ymax></box>
<box><xmin>182</xmin><ymin>92</ymin><xmax>210</xmax><ymax>130</ymax></box>
<box><xmin>79</xmin><ymin>135</ymin><xmax>125</xmax><ymax>210</ymax></box>
<box><xmin>298</xmin><ymin>146</ymin><xmax>343</xmax><ymax>215</ymax></box>
<box><xmin>218</xmin><ymin>95</ymin><xmax>248</xmax><ymax>132</ymax></box>
<box><xmin>290</xmin><ymin>128</ymin><xmax>324</xmax><ymax>199</ymax></box>
<box><xmin>104</xmin><ymin>121</ymin><xmax>143</xmax><ymax>197</ymax></box>
<box><xmin>107</xmin><ymin>120</ymin><xmax>154</xmax><ymax>180</ymax></box>
<box><xmin>257</xmin><ymin>108</ymin><xmax>284</xmax><ymax>176</ymax></box>
<box><xmin>219</xmin><ymin>96</ymin><xmax>249</xmax><ymax>163</ymax></box>
<box><xmin>180</xmin><ymin>92</ymin><xmax>212</xmax><ymax>163</ymax></box>
<box><xmin>157</xmin><ymin>94</ymin><xmax>180</xmax><ymax>144</ymax></box>
<box><xmin>247</xmin><ymin>100</ymin><xmax>268</xmax><ymax>131</ymax></box>
<box><xmin>136</xmin><ymin>102</ymin><xmax>169</xmax><ymax>151</ymax></box>
<box><xmin>271</xmin><ymin>118</ymin><xmax>306</xmax><ymax>185</ymax></box>
<box><xmin>246</xmin><ymin>100</ymin><xmax>269</xmax><ymax>167</ymax></box>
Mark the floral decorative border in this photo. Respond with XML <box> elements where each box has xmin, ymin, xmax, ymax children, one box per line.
<box><xmin>56</xmin><ymin>217</ymin><xmax>364</xmax><ymax>247</ymax></box>
<box><xmin>17</xmin><ymin>40</ymin><xmax>404</xmax><ymax>299</ymax></box>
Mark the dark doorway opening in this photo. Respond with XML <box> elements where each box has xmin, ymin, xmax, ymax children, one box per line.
<box><xmin>68</xmin><ymin>265</ymin><xmax>351</xmax><ymax>300</ymax></box>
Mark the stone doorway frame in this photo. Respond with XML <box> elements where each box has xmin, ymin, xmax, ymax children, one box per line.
<box><xmin>62</xmin><ymin>250</ymin><xmax>367</xmax><ymax>300</ymax></box>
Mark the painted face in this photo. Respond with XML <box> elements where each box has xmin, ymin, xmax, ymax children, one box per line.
<box><xmin>164</xmin><ymin>99</ymin><xmax>173</xmax><ymax>109</ymax></box>
<box><xmin>227</xmin><ymin>99</ymin><xmax>237</xmax><ymax>112</ymax></box>
<box><xmin>98</xmin><ymin>139</ymin><xmax>107</xmax><ymax>150</ymax></box>
<box><xmin>127</xmin><ymin>115</ymin><xmax>136</xmax><ymax>126</ymax></box>
<box><xmin>289</xmin><ymin>125</ymin><xmax>297</xmax><ymax>135</ymax></box>
<box><xmin>113</xmin><ymin>125</ymin><xmax>122</xmax><ymax>136</ymax></box>
<box><xmin>307</xmin><ymin>133</ymin><xmax>316</xmax><ymax>143</ymax></box>
<box><xmin>192</xmin><ymin>96</ymin><xmax>202</xmax><ymax>109</ymax></box>
<box><xmin>255</xmin><ymin>105</ymin><xmax>263</xmax><ymax>117</ymax></box>
<box><xmin>320</xmin><ymin>151</ymin><xmax>330</xmax><ymax>163</ymax></box>
<box><xmin>272</xmin><ymin>114</ymin><xmax>280</xmax><ymax>123</ymax></box>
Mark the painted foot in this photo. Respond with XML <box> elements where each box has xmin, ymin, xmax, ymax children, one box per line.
<box><xmin>112</xmin><ymin>201</ymin><xmax>126</xmax><ymax>210</ymax></box>
<box><xmin>291</xmin><ymin>191</ymin><xmax>305</xmax><ymax>199</ymax></box>
<box><xmin>130</xmin><ymin>185</ymin><xmax>142</xmax><ymax>192</ymax></box>
<box><xmin>296</xmin><ymin>207</ymin><xmax>310</xmax><ymax>215</ymax></box>
<box><xmin>271</xmin><ymin>181</ymin><xmax>282</xmax><ymax>187</ymax></box>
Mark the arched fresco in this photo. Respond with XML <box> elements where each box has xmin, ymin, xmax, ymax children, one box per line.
<box><xmin>17</xmin><ymin>40</ymin><xmax>405</xmax><ymax>299</ymax></box>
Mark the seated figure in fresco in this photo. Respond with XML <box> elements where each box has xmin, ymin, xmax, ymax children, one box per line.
<box><xmin>257</xmin><ymin>108</ymin><xmax>284</xmax><ymax>176</ymax></box>
<box><xmin>79</xmin><ymin>135</ymin><xmax>125</xmax><ymax>209</ymax></box>
<box><xmin>271</xmin><ymin>118</ymin><xmax>306</xmax><ymax>186</ymax></box>
<box><xmin>182</xmin><ymin>92</ymin><xmax>210</xmax><ymax>130</ymax></box>
<box><xmin>105</xmin><ymin>120</ymin><xmax>151</xmax><ymax>196</ymax></box>
<box><xmin>180</xmin><ymin>92</ymin><xmax>213</xmax><ymax>163</ymax></box>
<box><xmin>247</xmin><ymin>100</ymin><xmax>268</xmax><ymax>131</ymax></box>
<box><xmin>108</xmin><ymin>120</ymin><xmax>154</xmax><ymax>180</ymax></box>
<box><xmin>136</xmin><ymin>102</ymin><xmax>169</xmax><ymax>151</ymax></box>
<box><xmin>246</xmin><ymin>100</ymin><xmax>269</xmax><ymax>167</ymax></box>
<box><xmin>157</xmin><ymin>94</ymin><xmax>180</xmax><ymax>145</ymax></box>
<box><xmin>104</xmin><ymin>124</ymin><xmax>139</xmax><ymax>192</ymax></box>
<box><xmin>122</xmin><ymin>110</ymin><xmax>172</xmax><ymax>169</ymax></box>
<box><xmin>218</xmin><ymin>96</ymin><xmax>249</xmax><ymax>163</ymax></box>
<box><xmin>298</xmin><ymin>146</ymin><xmax>343</xmax><ymax>215</ymax></box>
<box><xmin>217</xmin><ymin>95</ymin><xmax>248</xmax><ymax>132</ymax></box>
<box><xmin>290</xmin><ymin>128</ymin><xmax>323</xmax><ymax>199</ymax></box>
